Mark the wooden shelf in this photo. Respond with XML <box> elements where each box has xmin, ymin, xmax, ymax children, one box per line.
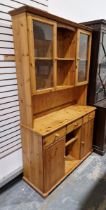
<box><xmin>56</xmin><ymin>85</ymin><xmax>74</xmax><ymax>90</ymax></box>
<box><xmin>65</xmin><ymin>159</ymin><xmax>80</xmax><ymax>174</ymax></box>
<box><xmin>33</xmin><ymin>85</ymin><xmax>74</xmax><ymax>95</ymax></box>
<box><xmin>56</xmin><ymin>57</ymin><xmax>75</xmax><ymax>61</ymax></box>
<box><xmin>65</xmin><ymin>137</ymin><xmax>77</xmax><ymax>147</ymax></box>
<box><xmin>35</xmin><ymin>57</ymin><xmax>53</xmax><ymax>60</ymax></box>
<box><xmin>34</xmin><ymin>87</ymin><xmax>54</xmax><ymax>95</ymax></box>
<box><xmin>35</xmin><ymin>57</ymin><xmax>75</xmax><ymax>61</ymax></box>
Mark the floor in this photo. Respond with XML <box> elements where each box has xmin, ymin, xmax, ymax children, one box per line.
<box><xmin>0</xmin><ymin>153</ymin><xmax>106</xmax><ymax>210</ymax></box>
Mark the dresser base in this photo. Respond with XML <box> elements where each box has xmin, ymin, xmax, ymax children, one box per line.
<box><xmin>23</xmin><ymin>151</ymin><xmax>92</xmax><ymax>197</ymax></box>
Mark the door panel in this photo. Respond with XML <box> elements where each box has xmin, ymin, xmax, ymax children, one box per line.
<box><xmin>80</xmin><ymin>119</ymin><xmax>94</xmax><ymax>158</ymax></box>
<box><xmin>76</xmin><ymin>30</ymin><xmax>91</xmax><ymax>85</ymax></box>
<box><xmin>43</xmin><ymin>138</ymin><xmax>65</xmax><ymax>193</ymax></box>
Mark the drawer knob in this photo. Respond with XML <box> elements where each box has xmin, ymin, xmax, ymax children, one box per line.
<box><xmin>74</xmin><ymin>123</ymin><xmax>78</xmax><ymax>126</ymax></box>
<box><xmin>55</xmin><ymin>133</ymin><xmax>60</xmax><ymax>138</ymax></box>
<box><xmin>81</xmin><ymin>141</ymin><xmax>85</xmax><ymax>145</ymax></box>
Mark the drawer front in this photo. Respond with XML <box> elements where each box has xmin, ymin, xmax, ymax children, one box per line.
<box><xmin>67</xmin><ymin>118</ymin><xmax>82</xmax><ymax>134</ymax></box>
<box><xmin>88</xmin><ymin>111</ymin><xmax>95</xmax><ymax>121</ymax></box>
<box><xmin>83</xmin><ymin>115</ymin><xmax>88</xmax><ymax>124</ymax></box>
<box><xmin>43</xmin><ymin>127</ymin><xmax>66</xmax><ymax>147</ymax></box>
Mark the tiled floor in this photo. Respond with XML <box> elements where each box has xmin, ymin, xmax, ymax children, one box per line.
<box><xmin>0</xmin><ymin>153</ymin><xmax>106</xmax><ymax>210</ymax></box>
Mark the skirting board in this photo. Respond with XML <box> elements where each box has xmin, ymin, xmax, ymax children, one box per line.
<box><xmin>0</xmin><ymin>166</ymin><xmax>23</xmax><ymax>188</ymax></box>
<box><xmin>0</xmin><ymin>149</ymin><xmax>23</xmax><ymax>188</ymax></box>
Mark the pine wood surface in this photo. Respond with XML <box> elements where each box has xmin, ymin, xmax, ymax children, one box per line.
<box><xmin>9</xmin><ymin>6</ymin><xmax>92</xmax><ymax>32</ymax></box>
<box><xmin>10</xmin><ymin>7</ymin><xmax>96</xmax><ymax>197</ymax></box>
<box><xmin>33</xmin><ymin>105</ymin><xmax>96</xmax><ymax>135</ymax></box>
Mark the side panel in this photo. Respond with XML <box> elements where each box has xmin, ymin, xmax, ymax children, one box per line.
<box><xmin>12</xmin><ymin>13</ymin><xmax>33</xmax><ymax>127</ymax></box>
<box><xmin>21</xmin><ymin>127</ymin><xmax>43</xmax><ymax>191</ymax></box>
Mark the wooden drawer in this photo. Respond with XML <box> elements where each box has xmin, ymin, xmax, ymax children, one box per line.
<box><xmin>43</xmin><ymin>127</ymin><xmax>66</xmax><ymax>147</ymax></box>
<box><xmin>67</xmin><ymin>118</ymin><xmax>82</xmax><ymax>134</ymax></box>
<box><xmin>83</xmin><ymin>115</ymin><xmax>88</xmax><ymax>124</ymax></box>
<box><xmin>88</xmin><ymin>111</ymin><xmax>95</xmax><ymax>120</ymax></box>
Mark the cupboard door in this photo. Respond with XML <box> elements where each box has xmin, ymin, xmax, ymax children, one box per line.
<box><xmin>28</xmin><ymin>15</ymin><xmax>56</xmax><ymax>94</ymax></box>
<box><xmin>76</xmin><ymin>30</ymin><xmax>91</xmax><ymax>85</ymax></box>
<box><xmin>43</xmin><ymin>138</ymin><xmax>65</xmax><ymax>193</ymax></box>
<box><xmin>80</xmin><ymin>119</ymin><xmax>94</xmax><ymax>158</ymax></box>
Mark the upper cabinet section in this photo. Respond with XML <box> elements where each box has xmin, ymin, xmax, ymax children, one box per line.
<box><xmin>27</xmin><ymin>13</ymin><xmax>92</xmax><ymax>95</ymax></box>
<box><xmin>10</xmin><ymin>6</ymin><xmax>92</xmax><ymax>95</ymax></box>
<box><xmin>76</xmin><ymin>30</ymin><xmax>91</xmax><ymax>86</ymax></box>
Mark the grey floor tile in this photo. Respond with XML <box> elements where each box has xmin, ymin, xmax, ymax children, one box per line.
<box><xmin>0</xmin><ymin>153</ymin><xmax>106</xmax><ymax>210</ymax></box>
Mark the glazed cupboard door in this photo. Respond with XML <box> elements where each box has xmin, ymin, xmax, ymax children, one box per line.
<box><xmin>76</xmin><ymin>30</ymin><xmax>91</xmax><ymax>86</ymax></box>
<box><xmin>43</xmin><ymin>138</ymin><xmax>65</xmax><ymax>193</ymax></box>
<box><xmin>27</xmin><ymin>14</ymin><xmax>56</xmax><ymax>94</ymax></box>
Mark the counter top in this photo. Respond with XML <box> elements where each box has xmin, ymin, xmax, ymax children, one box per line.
<box><xmin>33</xmin><ymin>105</ymin><xmax>96</xmax><ymax>136</ymax></box>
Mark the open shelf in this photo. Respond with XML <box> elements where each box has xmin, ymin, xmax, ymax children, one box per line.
<box><xmin>65</xmin><ymin>136</ymin><xmax>77</xmax><ymax>147</ymax></box>
<box><xmin>35</xmin><ymin>57</ymin><xmax>53</xmax><ymax>60</ymax></box>
<box><xmin>57</xmin><ymin>27</ymin><xmax>76</xmax><ymax>58</ymax></box>
<box><xmin>65</xmin><ymin>129</ymin><xmax>80</xmax><ymax>174</ymax></box>
<box><xmin>57</xmin><ymin>60</ymin><xmax>75</xmax><ymax>87</ymax></box>
<box><xmin>56</xmin><ymin>85</ymin><xmax>74</xmax><ymax>91</ymax></box>
<box><xmin>56</xmin><ymin>57</ymin><xmax>75</xmax><ymax>61</ymax></box>
<box><xmin>65</xmin><ymin>159</ymin><xmax>80</xmax><ymax>174</ymax></box>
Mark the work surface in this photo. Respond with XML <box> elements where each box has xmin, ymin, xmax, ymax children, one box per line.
<box><xmin>34</xmin><ymin>105</ymin><xmax>96</xmax><ymax>136</ymax></box>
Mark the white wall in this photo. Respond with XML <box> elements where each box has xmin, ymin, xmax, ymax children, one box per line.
<box><xmin>49</xmin><ymin>0</ymin><xmax>106</xmax><ymax>22</ymax></box>
<box><xmin>0</xmin><ymin>0</ymin><xmax>48</xmax><ymax>188</ymax></box>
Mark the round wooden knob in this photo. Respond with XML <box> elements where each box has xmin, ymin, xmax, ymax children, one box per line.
<box><xmin>55</xmin><ymin>133</ymin><xmax>60</xmax><ymax>138</ymax></box>
<box><xmin>74</xmin><ymin>123</ymin><xmax>78</xmax><ymax>126</ymax></box>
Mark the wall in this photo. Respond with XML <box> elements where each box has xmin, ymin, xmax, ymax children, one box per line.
<box><xmin>49</xmin><ymin>0</ymin><xmax>106</xmax><ymax>22</ymax></box>
<box><xmin>0</xmin><ymin>0</ymin><xmax>48</xmax><ymax>188</ymax></box>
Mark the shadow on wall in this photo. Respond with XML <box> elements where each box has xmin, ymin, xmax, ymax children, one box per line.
<box><xmin>80</xmin><ymin>173</ymin><xmax>106</xmax><ymax>210</ymax></box>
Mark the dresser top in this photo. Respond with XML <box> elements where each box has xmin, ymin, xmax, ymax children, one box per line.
<box><xmin>9</xmin><ymin>5</ymin><xmax>92</xmax><ymax>32</ymax></box>
<box><xmin>33</xmin><ymin>105</ymin><xmax>96</xmax><ymax>136</ymax></box>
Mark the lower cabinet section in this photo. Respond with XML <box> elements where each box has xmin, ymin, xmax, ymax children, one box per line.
<box><xmin>22</xmin><ymin>110</ymin><xmax>95</xmax><ymax>197</ymax></box>
<box><xmin>42</xmin><ymin>113</ymin><xmax>95</xmax><ymax>194</ymax></box>
<box><xmin>43</xmin><ymin>138</ymin><xmax>65</xmax><ymax>192</ymax></box>
<box><xmin>65</xmin><ymin>126</ymin><xmax>81</xmax><ymax>174</ymax></box>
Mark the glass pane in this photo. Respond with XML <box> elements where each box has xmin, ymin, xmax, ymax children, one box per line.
<box><xmin>96</xmin><ymin>32</ymin><xmax>106</xmax><ymax>101</ymax></box>
<box><xmin>96</xmin><ymin>43</ymin><xmax>106</xmax><ymax>101</ymax></box>
<box><xmin>79</xmin><ymin>33</ymin><xmax>89</xmax><ymax>59</ymax></box>
<box><xmin>78</xmin><ymin>60</ymin><xmax>87</xmax><ymax>82</ymax></box>
<box><xmin>99</xmin><ymin>44</ymin><xmax>104</xmax><ymax>62</ymax></box>
<box><xmin>99</xmin><ymin>33</ymin><xmax>106</xmax><ymax>61</ymax></box>
<box><xmin>78</xmin><ymin>33</ymin><xmax>89</xmax><ymax>82</ymax></box>
<box><xmin>33</xmin><ymin>21</ymin><xmax>53</xmax><ymax>57</ymax></box>
<box><xmin>35</xmin><ymin>60</ymin><xmax>53</xmax><ymax>90</ymax></box>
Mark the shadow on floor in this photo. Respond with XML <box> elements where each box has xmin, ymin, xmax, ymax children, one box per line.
<box><xmin>0</xmin><ymin>174</ymin><xmax>22</xmax><ymax>194</ymax></box>
<box><xmin>80</xmin><ymin>173</ymin><xmax>106</xmax><ymax>210</ymax></box>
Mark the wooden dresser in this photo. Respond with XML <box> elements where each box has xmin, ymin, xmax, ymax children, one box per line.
<box><xmin>10</xmin><ymin>6</ymin><xmax>95</xmax><ymax>196</ymax></box>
